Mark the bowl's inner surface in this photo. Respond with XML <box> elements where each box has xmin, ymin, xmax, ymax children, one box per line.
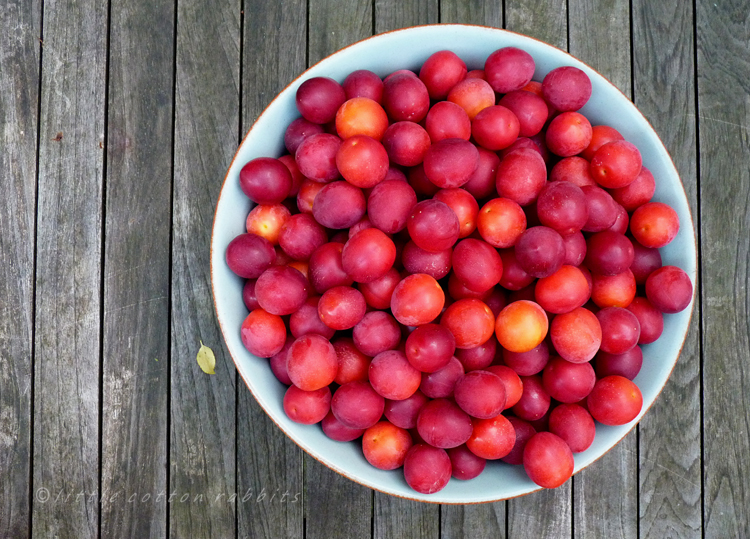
<box><xmin>211</xmin><ymin>25</ymin><xmax>696</xmax><ymax>503</ymax></box>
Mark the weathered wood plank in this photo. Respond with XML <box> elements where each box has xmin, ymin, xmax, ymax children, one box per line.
<box><xmin>507</xmin><ymin>488</ymin><xmax>571</xmax><ymax>538</ymax></box>
<box><xmin>697</xmin><ymin>0</ymin><xmax>750</xmax><ymax>537</ymax></box>
<box><xmin>440</xmin><ymin>502</ymin><xmax>505</xmax><ymax>539</ymax></box>
<box><xmin>304</xmin><ymin>459</ymin><xmax>372</xmax><ymax>539</ymax></box>
<box><xmin>308</xmin><ymin>0</ymin><xmax>371</xmax><ymax>65</ymax></box>
<box><xmin>573</xmin><ymin>433</ymin><xmax>638</xmax><ymax>539</ymax></box>
<box><xmin>631</xmin><ymin>1</ymin><xmax>702</xmax><ymax>537</ymax></box>
<box><xmin>503</xmin><ymin>4</ymin><xmax>571</xmax><ymax>538</ymax></box>
<box><xmin>374</xmin><ymin>0</ymin><xmax>438</xmax><ymax>33</ymax></box>
<box><xmin>237</xmin><ymin>0</ymin><xmax>306</xmax><ymax>536</ymax></box>
<box><xmin>569</xmin><ymin>0</ymin><xmax>631</xmax><ymax>94</ymax></box>
<box><xmin>100</xmin><ymin>0</ymin><xmax>174</xmax><ymax>536</ymax></box>
<box><xmin>169</xmin><ymin>0</ymin><xmax>240</xmax><ymax>536</ymax></box>
<box><xmin>303</xmin><ymin>2</ymin><xmax>376</xmax><ymax>536</ymax></box>
<box><xmin>373</xmin><ymin>496</ymin><xmax>439</xmax><ymax>539</ymax></box>
<box><xmin>0</xmin><ymin>0</ymin><xmax>40</xmax><ymax>537</ymax></box>
<box><xmin>436</xmin><ymin>5</ymin><xmax>505</xmax><ymax>536</ymax></box>
<box><xmin>505</xmin><ymin>0</ymin><xmax>566</xmax><ymax>51</ymax></box>
<box><xmin>373</xmin><ymin>3</ymin><xmax>445</xmax><ymax>538</ymax></box>
<box><xmin>439</xmin><ymin>0</ymin><xmax>501</xmax><ymax>27</ymax></box>
<box><xmin>566</xmin><ymin>3</ymin><xmax>638</xmax><ymax>538</ymax></box>
<box><xmin>237</xmin><ymin>389</ymin><xmax>304</xmax><ymax>538</ymax></box>
<box><xmin>241</xmin><ymin>0</ymin><xmax>307</xmax><ymax>127</ymax></box>
<box><xmin>31</xmin><ymin>0</ymin><xmax>107</xmax><ymax>536</ymax></box>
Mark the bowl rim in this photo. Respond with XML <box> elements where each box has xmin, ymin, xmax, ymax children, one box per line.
<box><xmin>210</xmin><ymin>22</ymin><xmax>698</xmax><ymax>504</ymax></box>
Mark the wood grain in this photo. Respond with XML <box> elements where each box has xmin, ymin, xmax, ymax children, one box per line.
<box><xmin>433</xmin><ymin>7</ymin><xmax>500</xmax><ymax>534</ymax></box>
<box><xmin>427</xmin><ymin>21</ymin><xmax>499</xmax><ymax>524</ymax></box>
<box><xmin>439</xmin><ymin>0</ymin><xmax>501</xmax><ymax>26</ymax></box>
<box><xmin>502</xmin><ymin>5</ymin><xmax>571</xmax><ymax>537</ymax></box>
<box><xmin>508</xmin><ymin>488</ymin><xmax>571</xmax><ymax>538</ymax></box>
<box><xmin>31</xmin><ymin>0</ymin><xmax>106</xmax><ymax>537</ymax></box>
<box><xmin>373</xmin><ymin>496</ymin><xmax>439</xmax><ymax>539</ymax></box>
<box><xmin>169</xmin><ymin>0</ymin><xmax>240</xmax><ymax>536</ymax></box>
<box><xmin>241</xmin><ymin>0</ymin><xmax>307</xmax><ymax>128</ymax></box>
<box><xmin>237</xmin><ymin>0</ymin><xmax>306</xmax><ymax>536</ymax></box>
<box><xmin>372</xmin><ymin>3</ymin><xmax>447</xmax><ymax>537</ymax></box>
<box><xmin>304</xmin><ymin>460</ymin><xmax>372</xmax><ymax>539</ymax></box>
<box><xmin>308</xmin><ymin>0</ymin><xmax>372</xmax><ymax>66</ymax></box>
<box><xmin>99</xmin><ymin>0</ymin><xmax>174</xmax><ymax>536</ymax></box>
<box><xmin>504</xmin><ymin>0</ymin><xmax>567</xmax><ymax>50</ymax></box>
<box><xmin>566</xmin><ymin>2</ymin><xmax>638</xmax><ymax>538</ymax></box>
<box><xmin>303</xmin><ymin>2</ymin><xmax>375</xmax><ymax>535</ymax></box>
<box><xmin>237</xmin><ymin>389</ymin><xmax>304</xmax><ymax>539</ymax></box>
<box><xmin>0</xmin><ymin>0</ymin><xmax>40</xmax><ymax>537</ymax></box>
<box><xmin>697</xmin><ymin>0</ymin><xmax>750</xmax><ymax>537</ymax></box>
<box><xmin>632</xmin><ymin>1</ymin><xmax>702</xmax><ymax>537</ymax></box>
<box><xmin>374</xmin><ymin>0</ymin><xmax>438</xmax><ymax>33</ymax></box>
<box><xmin>9</xmin><ymin>2</ymin><xmax>750</xmax><ymax>538</ymax></box>
<box><xmin>440</xmin><ymin>502</ymin><xmax>505</xmax><ymax>539</ymax></box>
<box><xmin>573</xmin><ymin>433</ymin><xmax>638</xmax><ymax>539</ymax></box>
<box><xmin>569</xmin><ymin>0</ymin><xmax>631</xmax><ymax>94</ymax></box>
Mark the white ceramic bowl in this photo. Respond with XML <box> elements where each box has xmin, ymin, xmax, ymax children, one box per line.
<box><xmin>211</xmin><ymin>24</ymin><xmax>696</xmax><ymax>503</ymax></box>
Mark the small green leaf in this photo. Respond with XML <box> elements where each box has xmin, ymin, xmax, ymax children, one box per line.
<box><xmin>197</xmin><ymin>341</ymin><xmax>216</xmax><ymax>375</ymax></box>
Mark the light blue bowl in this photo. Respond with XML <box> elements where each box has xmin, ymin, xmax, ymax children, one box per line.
<box><xmin>211</xmin><ymin>24</ymin><xmax>697</xmax><ymax>503</ymax></box>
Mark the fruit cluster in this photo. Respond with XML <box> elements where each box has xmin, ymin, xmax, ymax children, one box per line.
<box><xmin>225</xmin><ymin>47</ymin><xmax>693</xmax><ymax>495</ymax></box>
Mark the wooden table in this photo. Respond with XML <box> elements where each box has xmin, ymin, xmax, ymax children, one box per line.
<box><xmin>1</xmin><ymin>0</ymin><xmax>747</xmax><ymax>537</ymax></box>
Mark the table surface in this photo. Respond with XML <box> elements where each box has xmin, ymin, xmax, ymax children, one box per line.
<box><xmin>1</xmin><ymin>0</ymin><xmax>748</xmax><ymax>537</ymax></box>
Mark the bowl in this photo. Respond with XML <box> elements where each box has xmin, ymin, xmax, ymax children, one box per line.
<box><xmin>211</xmin><ymin>24</ymin><xmax>696</xmax><ymax>503</ymax></box>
